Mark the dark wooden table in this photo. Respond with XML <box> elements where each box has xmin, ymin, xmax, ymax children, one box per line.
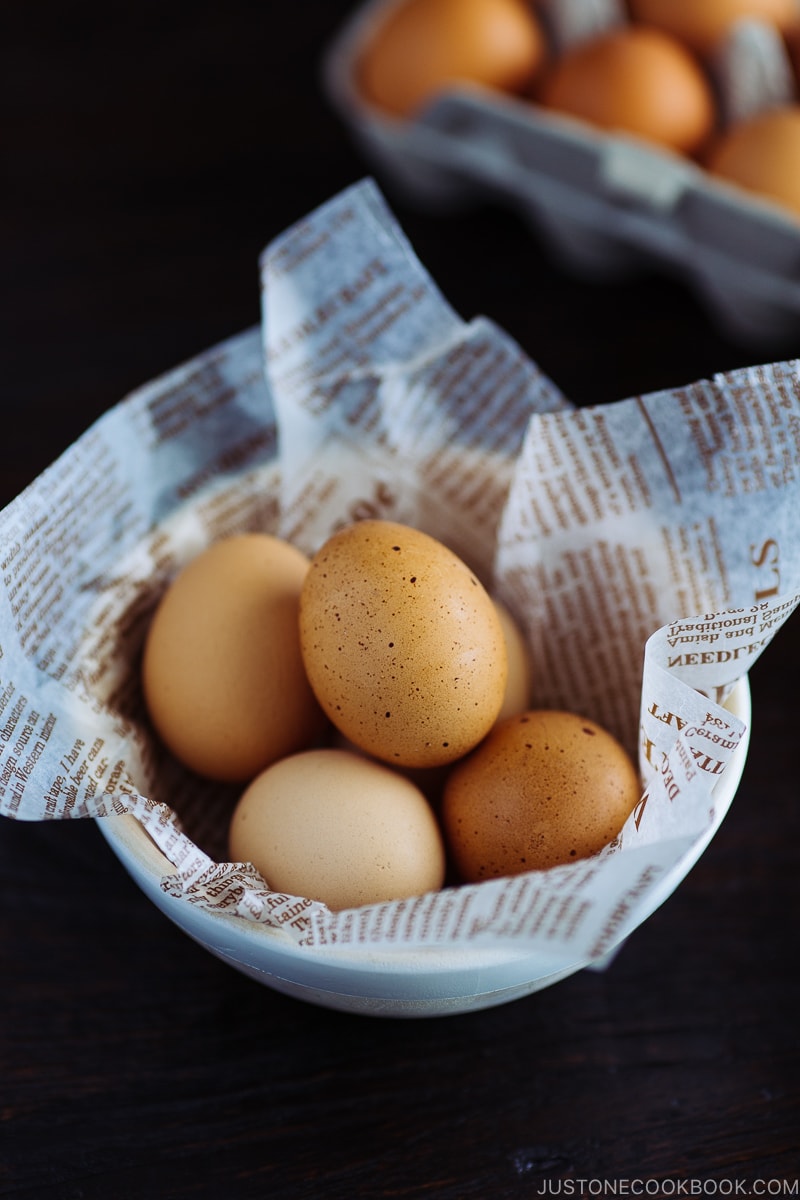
<box><xmin>2</xmin><ymin>3</ymin><xmax>799</xmax><ymax>1196</ymax></box>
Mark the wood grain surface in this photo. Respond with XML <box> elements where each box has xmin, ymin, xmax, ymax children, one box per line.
<box><xmin>2</xmin><ymin>3</ymin><xmax>799</xmax><ymax>1196</ymax></box>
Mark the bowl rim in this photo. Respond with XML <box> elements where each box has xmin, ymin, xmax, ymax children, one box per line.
<box><xmin>95</xmin><ymin>675</ymin><xmax>752</xmax><ymax>998</ymax></box>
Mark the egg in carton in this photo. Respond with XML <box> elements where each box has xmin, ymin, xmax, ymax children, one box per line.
<box><xmin>322</xmin><ymin>0</ymin><xmax>800</xmax><ymax>347</ymax></box>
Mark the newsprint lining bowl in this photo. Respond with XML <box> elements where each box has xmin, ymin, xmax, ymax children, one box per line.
<box><xmin>97</xmin><ymin>678</ymin><xmax>750</xmax><ymax>1018</ymax></box>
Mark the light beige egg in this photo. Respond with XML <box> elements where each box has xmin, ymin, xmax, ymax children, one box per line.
<box><xmin>142</xmin><ymin>533</ymin><xmax>327</xmax><ymax>783</ymax></box>
<box><xmin>441</xmin><ymin>709</ymin><xmax>641</xmax><ymax>881</ymax></box>
<box><xmin>299</xmin><ymin>520</ymin><xmax>508</xmax><ymax>768</ymax></box>
<box><xmin>228</xmin><ymin>748</ymin><xmax>446</xmax><ymax>910</ymax></box>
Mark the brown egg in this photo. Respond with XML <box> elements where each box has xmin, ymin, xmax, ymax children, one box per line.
<box><xmin>441</xmin><ymin>709</ymin><xmax>641</xmax><ymax>881</ymax></box>
<box><xmin>357</xmin><ymin>0</ymin><xmax>547</xmax><ymax>118</ymax></box>
<box><xmin>627</xmin><ymin>0</ymin><xmax>800</xmax><ymax>58</ymax></box>
<box><xmin>228</xmin><ymin>748</ymin><xmax>446</xmax><ymax>910</ymax></box>
<box><xmin>299</xmin><ymin>520</ymin><xmax>508</xmax><ymax>768</ymax></box>
<box><xmin>142</xmin><ymin>534</ymin><xmax>326</xmax><ymax>783</ymax></box>
<box><xmin>493</xmin><ymin>600</ymin><xmax>533</xmax><ymax>722</ymax></box>
<box><xmin>782</xmin><ymin>19</ymin><xmax>800</xmax><ymax>80</ymax></box>
<box><xmin>537</xmin><ymin>25</ymin><xmax>717</xmax><ymax>157</ymax></box>
<box><xmin>706</xmin><ymin>102</ymin><xmax>800</xmax><ymax>215</ymax></box>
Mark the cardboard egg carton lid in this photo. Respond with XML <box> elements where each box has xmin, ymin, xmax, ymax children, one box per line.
<box><xmin>322</xmin><ymin>0</ymin><xmax>800</xmax><ymax>348</ymax></box>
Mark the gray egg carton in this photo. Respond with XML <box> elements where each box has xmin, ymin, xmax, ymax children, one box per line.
<box><xmin>322</xmin><ymin>0</ymin><xmax>800</xmax><ymax>348</ymax></box>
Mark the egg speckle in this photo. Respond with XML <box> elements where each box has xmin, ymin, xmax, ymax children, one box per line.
<box><xmin>441</xmin><ymin>709</ymin><xmax>641</xmax><ymax>880</ymax></box>
<box><xmin>299</xmin><ymin>520</ymin><xmax>508</xmax><ymax>768</ymax></box>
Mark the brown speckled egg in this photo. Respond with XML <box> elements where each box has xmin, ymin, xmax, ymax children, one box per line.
<box><xmin>441</xmin><ymin>709</ymin><xmax>641</xmax><ymax>881</ymax></box>
<box><xmin>228</xmin><ymin>748</ymin><xmax>446</xmax><ymax>910</ymax></box>
<box><xmin>299</xmin><ymin>520</ymin><xmax>508</xmax><ymax>768</ymax></box>
<box><xmin>142</xmin><ymin>534</ymin><xmax>327</xmax><ymax>783</ymax></box>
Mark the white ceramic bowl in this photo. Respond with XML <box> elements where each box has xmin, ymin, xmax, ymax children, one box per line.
<box><xmin>97</xmin><ymin>678</ymin><xmax>750</xmax><ymax>1018</ymax></box>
